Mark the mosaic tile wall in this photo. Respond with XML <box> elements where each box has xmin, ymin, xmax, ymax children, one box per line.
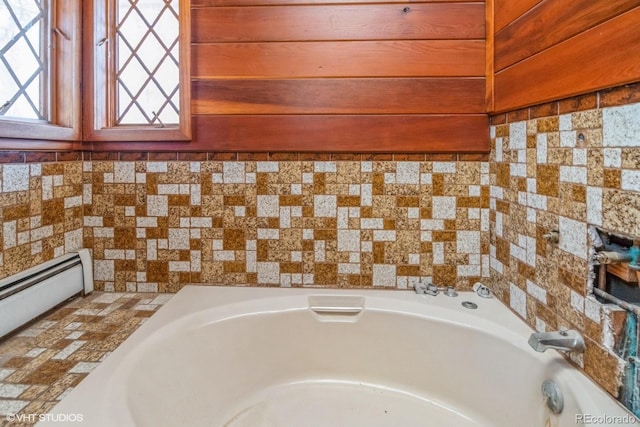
<box><xmin>488</xmin><ymin>96</ymin><xmax>640</xmax><ymax>397</ymax></box>
<box><xmin>0</xmin><ymin>161</ymin><xmax>83</xmax><ymax>281</ymax></box>
<box><xmin>83</xmin><ymin>154</ymin><xmax>490</xmax><ymax>292</ymax></box>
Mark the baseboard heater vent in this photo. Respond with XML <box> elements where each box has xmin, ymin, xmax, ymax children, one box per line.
<box><xmin>0</xmin><ymin>249</ymin><xmax>93</xmax><ymax>338</ymax></box>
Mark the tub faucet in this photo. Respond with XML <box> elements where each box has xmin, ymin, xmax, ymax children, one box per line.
<box><xmin>528</xmin><ymin>328</ymin><xmax>585</xmax><ymax>354</ymax></box>
<box><xmin>414</xmin><ymin>281</ymin><xmax>439</xmax><ymax>296</ymax></box>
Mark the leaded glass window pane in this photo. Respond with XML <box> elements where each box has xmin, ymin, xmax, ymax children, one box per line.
<box><xmin>0</xmin><ymin>0</ymin><xmax>47</xmax><ymax>121</ymax></box>
<box><xmin>116</xmin><ymin>0</ymin><xmax>179</xmax><ymax>125</ymax></box>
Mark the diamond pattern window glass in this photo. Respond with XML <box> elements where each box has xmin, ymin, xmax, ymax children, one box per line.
<box><xmin>116</xmin><ymin>0</ymin><xmax>179</xmax><ymax>125</ymax></box>
<box><xmin>0</xmin><ymin>0</ymin><xmax>48</xmax><ymax>120</ymax></box>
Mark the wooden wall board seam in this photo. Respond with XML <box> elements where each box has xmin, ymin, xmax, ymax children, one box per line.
<box><xmin>485</xmin><ymin>0</ymin><xmax>494</xmax><ymax>112</ymax></box>
<box><xmin>493</xmin><ymin>0</ymin><xmax>542</xmax><ymax>33</ymax></box>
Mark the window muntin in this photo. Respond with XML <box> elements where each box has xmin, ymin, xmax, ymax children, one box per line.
<box><xmin>0</xmin><ymin>0</ymin><xmax>48</xmax><ymax>121</ymax></box>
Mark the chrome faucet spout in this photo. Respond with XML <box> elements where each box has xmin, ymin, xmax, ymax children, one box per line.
<box><xmin>528</xmin><ymin>329</ymin><xmax>585</xmax><ymax>354</ymax></box>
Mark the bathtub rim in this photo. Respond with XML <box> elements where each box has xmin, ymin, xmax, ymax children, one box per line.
<box><xmin>39</xmin><ymin>285</ymin><xmax>636</xmax><ymax>427</ymax></box>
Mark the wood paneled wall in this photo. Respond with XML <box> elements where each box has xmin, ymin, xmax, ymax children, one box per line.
<box><xmin>493</xmin><ymin>0</ymin><xmax>640</xmax><ymax>113</ymax></box>
<box><xmin>192</xmin><ymin>1</ymin><xmax>489</xmax><ymax>152</ymax></box>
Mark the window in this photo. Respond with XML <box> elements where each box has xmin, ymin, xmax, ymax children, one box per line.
<box><xmin>116</xmin><ymin>0</ymin><xmax>180</xmax><ymax>126</ymax></box>
<box><xmin>0</xmin><ymin>0</ymin><xmax>48</xmax><ymax>121</ymax></box>
<box><xmin>0</xmin><ymin>0</ymin><xmax>81</xmax><ymax>142</ymax></box>
<box><xmin>84</xmin><ymin>0</ymin><xmax>191</xmax><ymax>142</ymax></box>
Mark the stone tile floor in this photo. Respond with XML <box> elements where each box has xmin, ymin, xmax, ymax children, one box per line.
<box><xmin>0</xmin><ymin>292</ymin><xmax>172</xmax><ymax>426</ymax></box>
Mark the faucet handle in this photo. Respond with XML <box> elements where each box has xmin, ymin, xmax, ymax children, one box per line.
<box><xmin>443</xmin><ymin>286</ymin><xmax>458</xmax><ymax>297</ymax></box>
<box><xmin>413</xmin><ymin>282</ymin><xmax>428</xmax><ymax>294</ymax></box>
<box><xmin>414</xmin><ymin>281</ymin><xmax>438</xmax><ymax>295</ymax></box>
<box><xmin>425</xmin><ymin>283</ymin><xmax>439</xmax><ymax>296</ymax></box>
<box><xmin>472</xmin><ymin>282</ymin><xmax>492</xmax><ymax>298</ymax></box>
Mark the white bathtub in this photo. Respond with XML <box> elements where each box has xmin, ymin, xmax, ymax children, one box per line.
<box><xmin>41</xmin><ymin>286</ymin><xmax>635</xmax><ymax>426</ymax></box>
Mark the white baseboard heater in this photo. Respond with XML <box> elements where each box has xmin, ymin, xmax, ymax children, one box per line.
<box><xmin>0</xmin><ymin>249</ymin><xmax>93</xmax><ymax>338</ymax></box>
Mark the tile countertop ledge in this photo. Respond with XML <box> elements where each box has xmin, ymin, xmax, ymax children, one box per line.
<box><xmin>0</xmin><ymin>292</ymin><xmax>172</xmax><ymax>427</ymax></box>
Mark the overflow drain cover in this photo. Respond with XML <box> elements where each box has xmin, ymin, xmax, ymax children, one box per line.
<box><xmin>461</xmin><ymin>301</ymin><xmax>478</xmax><ymax>309</ymax></box>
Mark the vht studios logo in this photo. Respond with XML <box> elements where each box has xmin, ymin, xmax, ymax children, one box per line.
<box><xmin>5</xmin><ymin>413</ymin><xmax>84</xmax><ymax>423</ymax></box>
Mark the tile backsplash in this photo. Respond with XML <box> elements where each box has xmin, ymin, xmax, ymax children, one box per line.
<box><xmin>488</xmin><ymin>95</ymin><xmax>640</xmax><ymax>397</ymax></box>
<box><xmin>0</xmin><ymin>154</ymin><xmax>490</xmax><ymax>291</ymax></box>
<box><xmin>0</xmin><ymin>162</ymin><xmax>83</xmax><ymax>280</ymax></box>
<box><xmin>83</xmin><ymin>155</ymin><xmax>489</xmax><ymax>292</ymax></box>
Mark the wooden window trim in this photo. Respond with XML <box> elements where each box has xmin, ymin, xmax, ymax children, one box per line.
<box><xmin>0</xmin><ymin>0</ymin><xmax>82</xmax><ymax>147</ymax></box>
<box><xmin>83</xmin><ymin>0</ymin><xmax>191</xmax><ymax>143</ymax></box>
